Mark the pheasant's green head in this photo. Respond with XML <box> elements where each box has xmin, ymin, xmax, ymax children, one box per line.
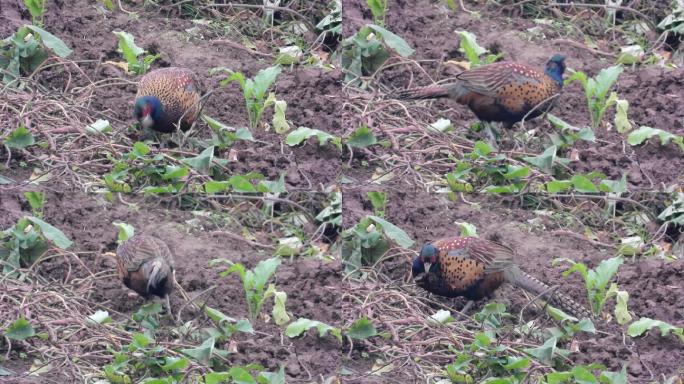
<box><xmin>134</xmin><ymin>96</ymin><xmax>163</xmax><ymax>129</ymax></box>
<box><xmin>545</xmin><ymin>54</ymin><xmax>566</xmax><ymax>85</ymax></box>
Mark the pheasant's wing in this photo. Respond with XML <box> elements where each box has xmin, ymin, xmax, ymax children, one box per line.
<box><xmin>467</xmin><ymin>239</ymin><xmax>516</xmax><ymax>275</ymax></box>
<box><xmin>117</xmin><ymin>235</ymin><xmax>174</xmax><ymax>271</ymax></box>
<box><xmin>457</xmin><ymin>62</ymin><xmax>544</xmax><ymax>98</ymax></box>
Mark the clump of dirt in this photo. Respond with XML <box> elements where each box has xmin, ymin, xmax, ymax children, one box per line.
<box><xmin>0</xmin><ymin>179</ymin><xmax>341</xmax><ymax>381</ymax></box>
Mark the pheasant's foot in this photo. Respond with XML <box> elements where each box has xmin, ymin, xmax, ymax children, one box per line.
<box><xmin>460</xmin><ymin>300</ymin><xmax>474</xmax><ymax>315</ymax></box>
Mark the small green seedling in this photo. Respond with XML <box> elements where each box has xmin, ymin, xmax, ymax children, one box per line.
<box><xmin>0</xmin><ymin>25</ymin><xmax>72</xmax><ymax>86</ymax></box>
<box><xmin>567</xmin><ymin>65</ymin><xmax>623</xmax><ymax>129</ymax></box>
<box><xmin>554</xmin><ymin>256</ymin><xmax>624</xmax><ymax>316</ymax></box>
<box><xmin>367</xmin><ymin>0</ymin><xmax>389</xmax><ymax>26</ymax></box>
<box><xmin>455</xmin><ymin>31</ymin><xmax>502</xmax><ymax>68</ymax></box>
<box><xmin>341</xmin><ymin>24</ymin><xmax>414</xmax><ymax>88</ymax></box>
<box><xmin>215</xmin><ymin>65</ymin><xmax>283</xmax><ymax>129</ymax></box>
<box><xmin>112</xmin><ymin>31</ymin><xmax>160</xmax><ymax>75</ymax></box>
<box><xmin>212</xmin><ymin>257</ymin><xmax>282</xmax><ymax>321</ymax></box>
<box><xmin>627</xmin><ymin>126</ymin><xmax>684</xmax><ymax>152</ymax></box>
<box><xmin>23</xmin><ymin>0</ymin><xmax>46</xmax><ymax>26</ymax></box>
<box><xmin>0</xmin><ymin>216</ymin><xmax>72</xmax><ymax>275</ymax></box>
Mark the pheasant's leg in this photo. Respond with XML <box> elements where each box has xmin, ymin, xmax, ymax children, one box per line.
<box><xmin>460</xmin><ymin>300</ymin><xmax>474</xmax><ymax>315</ymax></box>
<box><xmin>483</xmin><ymin>122</ymin><xmax>500</xmax><ymax>150</ymax></box>
<box><xmin>164</xmin><ymin>295</ymin><xmax>176</xmax><ymax>324</ymax></box>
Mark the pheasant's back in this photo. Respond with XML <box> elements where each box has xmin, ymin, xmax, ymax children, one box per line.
<box><xmin>457</xmin><ymin>62</ymin><xmax>562</xmax><ymax>124</ymax></box>
<box><xmin>116</xmin><ymin>235</ymin><xmax>175</xmax><ymax>298</ymax></box>
<box><xmin>136</xmin><ymin>67</ymin><xmax>201</xmax><ymax>132</ymax></box>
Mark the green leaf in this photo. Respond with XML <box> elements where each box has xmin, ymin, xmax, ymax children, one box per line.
<box><xmin>162</xmin><ymin>165</ymin><xmax>189</xmax><ymax>181</ymax></box>
<box><xmin>614</xmin><ymin>99</ymin><xmax>631</xmax><ymax>133</ymax></box>
<box><xmin>131</xmin><ymin>141</ymin><xmax>150</xmax><ymax>157</ymax></box>
<box><xmin>627</xmin><ymin>318</ymin><xmax>684</xmax><ymax>341</ymax></box>
<box><xmin>113</xmin><ymin>222</ymin><xmax>135</xmax><ymax>242</ymax></box>
<box><xmin>627</xmin><ymin>126</ymin><xmax>684</xmax><ymax>151</ymax></box>
<box><xmin>546</xmin><ymin>180</ymin><xmax>572</xmax><ymax>193</ymax></box>
<box><xmin>600</xmin><ymin>364</ymin><xmax>628</xmax><ymax>384</ymax></box>
<box><xmin>367</xmin><ymin>215</ymin><xmax>414</xmax><ymax>247</ymax></box>
<box><xmin>181</xmin><ymin>336</ymin><xmax>215</xmax><ymax>364</ymax></box>
<box><xmin>571</xmin><ymin>174</ymin><xmax>598</xmax><ymax>193</ymax></box>
<box><xmin>524</xmin><ymin>145</ymin><xmax>557</xmax><ymax>173</ymax></box>
<box><xmin>616</xmin><ymin>44</ymin><xmax>643</xmax><ymax>65</ymax></box>
<box><xmin>86</xmin><ymin>119</ymin><xmax>112</xmax><ymax>134</ymax></box>
<box><xmin>272</xmin><ymin>291</ymin><xmax>290</xmax><ymax>326</ymax></box>
<box><xmin>366</xmin><ymin>24</ymin><xmax>414</xmax><ymax>57</ymax></box>
<box><xmin>252</xmin><ymin>258</ymin><xmax>281</xmax><ymax>292</ymax></box>
<box><xmin>26</xmin><ymin>25</ymin><xmax>72</xmax><ymax>57</ymax></box>
<box><xmin>571</xmin><ymin>366</ymin><xmax>598</xmax><ymax>383</ymax></box>
<box><xmin>285</xmin><ymin>127</ymin><xmax>338</xmax><ymax>148</ymax></box>
<box><xmin>249</xmin><ymin>66</ymin><xmax>282</xmax><ymax>100</ymax></box>
<box><xmin>346</xmin><ymin>126</ymin><xmax>377</xmax><ymax>148</ymax></box>
<box><xmin>4</xmin><ymin>126</ymin><xmax>35</xmax><ymax>149</ymax></box>
<box><xmin>347</xmin><ymin>317</ymin><xmax>377</xmax><ymax>339</ymax></box>
<box><xmin>613</xmin><ymin>287</ymin><xmax>632</xmax><ymax>325</ymax></box>
<box><xmin>456</xmin><ymin>31</ymin><xmax>488</xmax><ymax>66</ymax></box>
<box><xmin>23</xmin><ymin>0</ymin><xmax>45</xmax><ymax>21</ymax></box>
<box><xmin>504</xmin><ymin>165</ymin><xmax>529</xmax><ymax>180</ymax></box>
<box><xmin>182</xmin><ymin>146</ymin><xmax>214</xmax><ymax>174</ymax></box>
<box><xmin>455</xmin><ymin>222</ymin><xmax>477</xmax><ymax>237</ymax></box>
<box><xmin>24</xmin><ymin>191</ymin><xmax>44</xmax><ymax>213</ymax></box>
<box><xmin>524</xmin><ymin>337</ymin><xmax>558</xmax><ymax>365</ymax></box>
<box><xmin>112</xmin><ymin>31</ymin><xmax>144</xmax><ymax>66</ymax></box>
<box><xmin>4</xmin><ymin>317</ymin><xmax>35</xmax><ymax>340</ymax></box>
<box><xmin>26</xmin><ymin>216</ymin><xmax>73</xmax><ymax>249</ymax></box>
<box><xmin>272</xmin><ymin>99</ymin><xmax>290</xmax><ymax>134</ymax></box>
<box><xmin>87</xmin><ymin>310</ymin><xmax>112</xmax><ymax>325</ymax></box>
<box><xmin>593</xmin><ymin>66</ymin><xmax>623</xmax><ymax>101</ymax></box>
<box><xmin>285</xmin><ymin>318</ymin><xmax>341</xmax><ymax>341</ymax></box>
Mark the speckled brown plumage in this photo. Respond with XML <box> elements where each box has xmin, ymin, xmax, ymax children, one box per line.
<box><xmin>412</xmin><ymin>236</ymin><xmax>591</xmax><ymax>318</ymax></box>
<box><xmin>116</xmin><ymin>235</ymin><xmax>175</xmax><ymax>302</ymax></box>
<box><xmin>135</xmin><ymin>67</ymin><xmax>201</xmax><ymax>133</ymax></box>
<box><xmin>394</xmin><ymin>55</ymin><xmax>566</xmax><ymax>128</ymax></box>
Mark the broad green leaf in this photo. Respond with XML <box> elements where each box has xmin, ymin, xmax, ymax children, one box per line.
<box><xmin>272</xmin><ymin>99</ymin><xmax>289</xmax><ymax>133</ymax></box>
<box><xmin>24</xmin><ymin>191</ymin><xmax>44</xmax><ymax>213</ymax></box>
<box><xmin>367</xmin><ymin>24</ymin><xmax>414</xmax><ymax>57</ymax></box>
<box><xmin>367</xmin><ymin>215</ymin><xmax>414</xmax><ymax>247</ymax></box>
<box><xmin>456</xmin><ymin>31</ymin><xmax>487</xmax><ymax>66</ymax></box>
<box><xmin>524</xmin><ymin>145</ymin><xmax>557</xmax><ymax>173</ymax></box>
<box><xmin>113</xmin><ymin>222</ymin><xmax>134</xmax><ymax>242</ymax></box>
<box><xmin>599</xmin><ymin>364</ymin><xmax>628</xmax><ymax>384</ymax></box>
<box><xmin>249</xmin><ymin>66</ymin><xmax>281</xmax><ymax>100</ymax></box>
<box><xmin>131</xmin><ymin>141</ymin><xmax>150</xmax><ymax>157</ymax></box>
<box><xmin>455</xmin><ymin>222</ymin><xmax>477</xmax><ymax>237</ymax></box>
<box><xmin>613</xmin><ymin>287</ymin><xmax>632</xmax><ymax>325</ymax></box>
<box><xmin>627</xmin><ymin>318</ymin><xmax>684</xmax><ymax>341</ymax></box>
<box><xmin>546</xmin><ymin>180</ymin><xmax>572</xmax><ymax>193</ymax></box>
<box><xmin>112</xmin><ymin>31</ymin><xmax>143</xmax><ymax>65</ymax></box>
<box><xmin>4</xmin><ymin>318</ymin><xmax>35</xmax><ymax>340</ymax></box>
<box><xmin>614</xmin><ymin>99</ymin><xmax>631</xmax><ymax>133</ymax></box>
<box><xmin>26</xmin><ymin>25</ymin><xmax>72</xmax><ymax>57</ymax></box>
<box><xmin>571</xmin><ymin>366</ymin><xmax>598</xmax><ymax>383</ymax></box>
<box><xmin>594</xmin><ymin>66</ymin><xmax>623</xmax><ymax>101</ymax></box>
<box><xmin>181</xmin><ymin>336</ymin><xmax>215</xmax><ymax>364</ymax></box>
<box><xmin>26</xmin><ymin>216</ymin><xmax>73</xmax><ymax>249</ymax></box>
<box><xmin>346</xmin><ymin>126</ymin><xmax>377</xmax><ymax>148</ymax></box>
<box><xmin>272</xmin><ymin>291</ymin><xmax>290</xmax><ymax>326</ymax></box>
<box><xmin>571</xmin><ymin>174</ymin><xmax>598</xmax><ymax>193</ymax></box>
<box><xmin>162</xmin><ymin>357</ymin><xmax>189</xmax><ymax>372</ymax></box>
<box><xmin>523</xmin><ymin>336</ymin><xmax>558</xmax><ymax>365</ymax></box>
<box><xmin>87</xmin><ymin>310</ymin><xmax>112</xmax><ymax>325</ymax></box>
<box><xmin>252</xmin><ymin>258</ymin><xmax>281</xmax><ymax>291</ymax></box>
<box><xmin>86</xmin><ymin>119</ymin><xmax>112</xmax><ymax>134</ymax></box>
<box><xmin>504</xmin><ymin>165</ymin><xmax>529</xmax><ymax>179</ymax></box>
<box><xmin>627</xmin><ymin>126</ymin><xmax>684</xmax><ymax>151</ymax></box>
<box><xmin>162</xmin><ymin>165</ymin><xmax>189</xmax><ymax>180</ymax></box>
<box><xmin>182</xmin><ymin>146</ymin><xmax>214</xmax><ymax>175</ymax></box>
<box><xmin>4</xmin><ymin>126</ymin><xmax>35</xmax><ymax>149</ymax></box>
<box><xmin>24</xmin><ymin>0</ymin><xmax>45</xmax><ymax>20</ymax></box>
<box><xmin>616</xmin><ymin>45</ymin><xmax>643</xmax><ymax>65</ymax></box>
<box><xmin>347</xmin><ymin>317</ymin><xmax>377</xmax><ymax>339</ymax></box>
<box><xmin>285</xmin><ymin>318</ymin><xmax>341</xmax><ymax>341</ymax></box>
<box><xmin>285</xmin><ymin>127</ymin><xmax>338</xmax><ymax>148</ymax></box>
<box><xmin>258</xmin><ymin>365</ymin><xmax>286</xmax><ymax>384</ymax></box>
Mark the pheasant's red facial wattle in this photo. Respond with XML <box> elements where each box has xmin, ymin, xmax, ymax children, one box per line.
<box><xmin>141</xmin><ymin>104</ymin><xmax>154</xmax><ymax>129</ymax></box>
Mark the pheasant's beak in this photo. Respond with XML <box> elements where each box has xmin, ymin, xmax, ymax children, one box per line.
<box><xmin>103</xmin><ymin>252</ymin><xmax>117</xmax><ymax>258</ymax></box>
<box><xmin>141</xmin><ymin>115</ymin><xmax>154</xmax><ymax>129</ymax></box>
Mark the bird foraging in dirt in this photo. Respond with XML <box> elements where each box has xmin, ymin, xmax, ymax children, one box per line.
<box><xmin>133</xmin><ymin>67</ymin><xmax>201</xmax><ymax>134</ymax></box>
<box><xmin>394</xmin><ymin>54</ymin><xmax>566</xmax><ymax>143</ymax></box>
<box><xmin>412</xmin><ymin>236</ymin><xmax>591</xmax><ymax>319</ymax></box>
<box><xmin>115</xmin><ymin>234</ymin><xmax>176</xmax><ymax>316</ymax></box>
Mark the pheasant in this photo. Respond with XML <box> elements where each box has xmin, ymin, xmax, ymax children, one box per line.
<box><xmin>115</xmin><ymin>235</ymin><xmax>176</xmax><ymax>315</ymax></box>
<box><xmin>394</xmin><ymin>54</ymin><xmax>566</xmax><ymax>143</ymax></box>
<box><xmin>412</xmin><ymin>236</ymin><xmax>591</xmax><ymax>319</ymax></box>
<box><xmin>133</xmin><ymin>67</ymin><xmax>201</xmax><ymax>134</ymax></box>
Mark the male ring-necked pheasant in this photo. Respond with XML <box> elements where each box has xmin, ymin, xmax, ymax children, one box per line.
<box><xmin>115</xmin><ymin>235</ymin><xmax>176</xmax><ymax>315</ymax></box>
<box><xmin>134</xmin><ymin>67</ymin><xmax>201</xmax><ymax>134</ymax></box>
<box><xmin>412</xmin><ymin>236</ymin><xmax>591</xmax><ymax>318</ymax></box>
<box><xmin>395</xmin><ymin>55</ymin><xmax>566</xmax><ymax>142</ymax></box>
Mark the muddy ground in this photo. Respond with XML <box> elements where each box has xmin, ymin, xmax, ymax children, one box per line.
<box><xmin>342</xmin><ymin>0</ymin><xmax>684</xmax><ymax>190</ymax></box>
<box><xmin>0</xmin><ymin>172</ymin><xmax>341</xmax><ymax>383</ymax></box>
<box><xmin>1</xmin><ymin>0</ymin><xmax>343</xmax><ymax>191</ymax></box>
